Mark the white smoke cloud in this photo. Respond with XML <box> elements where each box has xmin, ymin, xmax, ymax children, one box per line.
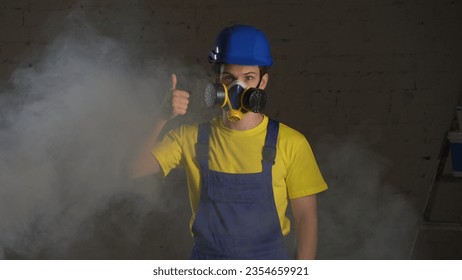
<box><xmin>315</xmin><ymin>135</ymin><xmax>418</xmax><ymax>259</ymax></box>
<box><xmin>0</xmin><ymin>4</ymin><xmax>421</xmax><ymax>260</ymax></box>
<box><xmin>0</xmin><ymin>10</ymin><xmax>193</xmax><ymax>259</ymax></box>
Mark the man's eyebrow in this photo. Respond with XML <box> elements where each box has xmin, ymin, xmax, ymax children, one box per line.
<box><xmin>221</xmin><ymin>71</ymin><xmax>258</xmax><ymax>78</ymax></box>
<box><xmin>221</xmin><ymin>71</ymin><xmax>257</xmax><ymax>77</ymax></box>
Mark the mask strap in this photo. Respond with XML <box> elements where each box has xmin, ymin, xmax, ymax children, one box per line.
<box><xmin>256</xmin><ymin>77</ymin><xmax>262</xmax><ymax>89</ymax></box>
<box><xmin>256</xmin><ymin>70</ymin><xmax>266</xmax><ymax>89</ymax></box>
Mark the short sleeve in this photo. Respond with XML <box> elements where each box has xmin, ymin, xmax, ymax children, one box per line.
<box><xmin>151</xmin><ymin>129</ymin><xmax>183</xmax><ymax>177</ymax></box>
<box><xmin>286</xmin><ymin>136</ymin><xmax>328</xmax><ymax>199</ymax></box>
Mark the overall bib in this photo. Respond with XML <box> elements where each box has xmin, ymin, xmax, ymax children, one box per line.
<box><xmin>190</xmin><ymin>119</ymin><xmax>290</xmax><ymax>260</ymax></box>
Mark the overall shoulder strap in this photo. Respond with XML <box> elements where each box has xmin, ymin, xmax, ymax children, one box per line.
<box><xmin>196</xmin><ymin>122</ymin><xmax>211</xmax><ymax>164</ymax></box>
<box><xmin>262</xmin><ymin>119</ymin><xmax>280</xmax><ymax>165</ymax></box>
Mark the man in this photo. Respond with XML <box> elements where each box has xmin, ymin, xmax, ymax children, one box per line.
<box><xmin>130</xmin><ymin>25</ymin><xmax>327</xmax><ymax>259</ymax></box>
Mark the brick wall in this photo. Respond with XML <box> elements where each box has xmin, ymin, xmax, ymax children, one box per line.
<box><xmin>1</xmin><ymin>0</ymin><xmax>462</xmax><ymax>259</ymax></box>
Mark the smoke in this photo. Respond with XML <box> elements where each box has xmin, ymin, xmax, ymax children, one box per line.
<box><xmin>315</xmin><ymin>135</ymin><xmax>418</xmax><ymax>259</ymax></box>
<box><xmin>0</xmin><ymin>10</ymin><xmax>202</xmax><ymax>259</ymax></box>
<box><xmin>0</xmin><ymin>3</ymin><xmax>421</xmax><ymax>260</ymax></box>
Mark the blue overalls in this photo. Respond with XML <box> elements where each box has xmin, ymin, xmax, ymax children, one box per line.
<box><xmin>190</xmin><ymin>119</ymin><xmax>290</xmax><ymax>260</ymax></box>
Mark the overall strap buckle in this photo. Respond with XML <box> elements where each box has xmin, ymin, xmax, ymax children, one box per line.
<box><xmin>262</xmin><ymin>119</ymin><xmax>280</xmax><ymax>165</ymax></box>
<box><xmin>196</xmin><ymin>122</ymin><xmax>211</xmax><ymax>161</ymax></box>
<box><xmin>262</xmin><ymin>146</ymin><xmax>277</xmax><ymax>165</ymax></box>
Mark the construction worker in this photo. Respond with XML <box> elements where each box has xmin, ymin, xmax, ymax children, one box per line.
<box><xmin>130</xmin><ymin>25</ymin><xmax>328</xmax><ymax>259</ymax></box>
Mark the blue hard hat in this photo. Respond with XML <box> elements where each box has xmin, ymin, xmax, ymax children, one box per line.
<box><xmin>208</xmin><ymin>25</ymin><xmax>273</xmax><ymax>66</ymax></box>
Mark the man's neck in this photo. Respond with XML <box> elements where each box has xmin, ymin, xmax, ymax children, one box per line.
<box><xmin>222</xmin><ymin>112</ymin><xmax>264</xmax><ymax>131</ymax></box>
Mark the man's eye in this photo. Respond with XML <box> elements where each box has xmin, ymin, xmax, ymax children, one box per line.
<box><xmin>244</xmin><ymin>76</ymin><xmax>254</xmax><ymax>81</ymax></box>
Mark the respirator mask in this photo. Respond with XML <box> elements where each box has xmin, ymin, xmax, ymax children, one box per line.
<box><xmin>204</xmin><ymin>80</ymin><xmax>267</xmax><ymax>121</ymax></box>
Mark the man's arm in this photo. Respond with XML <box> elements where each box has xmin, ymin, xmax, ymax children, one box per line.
<box><xmin>128</xmin><ymin>73</ymin><xmax>190</xmax><ymax>178</ymax></box>
<box><xmin>290</xmin><ymin>194</ymin><xmax>318</xmax><ymax>260</ymax></box>
<box><xmin>128</xmin><ymin>119</ymin><xmax>167</xmax><ymax>178</ymax></box>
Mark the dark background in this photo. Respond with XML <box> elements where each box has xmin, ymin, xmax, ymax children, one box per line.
<box><xmin>1</xmin><ymin>0</ymin><xmax>462</xmax><ymax>259</ymax></box>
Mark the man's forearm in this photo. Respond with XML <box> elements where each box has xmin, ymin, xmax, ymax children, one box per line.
<box><xmin>291</xmin><ymin>195</ymin><xmax>319</xmax><ymax>260</ymax></box>
<box><xmin>295</xmin><ymin>215</ymin><xmax>318</xmax><ymax>259</ymax></box>
<box><xmin>127</xmin><ymin>118</ymin><xmax>167</xmax><ymax>178</ymax></box>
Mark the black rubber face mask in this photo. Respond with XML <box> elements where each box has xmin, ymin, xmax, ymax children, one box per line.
<box><xmin>204</xmin><ymin>80</ymin><xmax>267</xmax><ymax>121</ymax></box>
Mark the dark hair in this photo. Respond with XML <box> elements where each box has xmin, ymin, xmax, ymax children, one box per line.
<box><xmin>210</xmin><ymin>63</ymin><xmax>270</xmax><ymax>83</ymax></box>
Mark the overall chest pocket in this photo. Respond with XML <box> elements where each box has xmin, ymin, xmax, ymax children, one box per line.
<box><xmin>207</xmin><ymin>183</ymin><xmax>259</xmax><ymax>203</ymax></box>
<box><xmin>206</xmin><ymin>172</ymin><xmax>263</xmax><ymax>204</ymax></box>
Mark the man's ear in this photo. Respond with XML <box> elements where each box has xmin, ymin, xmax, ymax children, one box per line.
<box><xmin>259</xmin><ymin>73</ymin><xmax>269</xmax><ymax>90</ymax></box>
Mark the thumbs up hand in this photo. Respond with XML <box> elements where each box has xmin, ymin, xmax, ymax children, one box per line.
<box><xmin>165</xmin><ymin>73</ymin><xmax>190</xmax><ymax>120</ymax></box>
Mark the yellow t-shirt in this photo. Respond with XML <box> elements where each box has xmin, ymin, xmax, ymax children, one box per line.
<box><xmin>152</xmin><ymin>115</ymin><xmax>327</xmax><ymax>235</ymax></box>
